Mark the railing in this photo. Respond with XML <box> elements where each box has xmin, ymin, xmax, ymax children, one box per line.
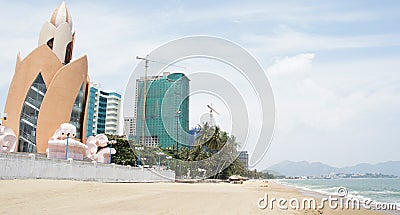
<box><xmin>34</xmin><ymin>83</ymin><xmax>46</xmax><ymax>94</ymax></box>
<box><xmin>20</xmin><ymin>131</ymin><xmax>36</xmax><ymax>144</ymax></box>
<box><xmin>25</xmin><ymin>96</ymin><xmax>42</xmax><ymax>108</ymax></box>
<box><xmin>107</xmin><ymin>108</ymin><xmax>119</xmax><ymax>112</ymax></box>
<box><xmin>30</xmin><ymin>85</ymin><xmax>46</xmax><ymax>96</ymax></box>
<box><xmin>21</xmin><ymin>113</ymin><xmax>37</xmax><ymax>124</ymax></box>
<box><xmin>107</xmin><ymin>102</ymin><xmax>119</xmax><ymax>106</ymax></box>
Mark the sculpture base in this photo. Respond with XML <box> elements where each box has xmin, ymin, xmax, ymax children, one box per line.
<box><xmin>47</xmin><ymin>139</ymin><xmax>87</xmax><ymax>160</ymax></box>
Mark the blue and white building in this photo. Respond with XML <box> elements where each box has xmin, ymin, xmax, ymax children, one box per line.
<box><xmin>86</xmin><ymin>83</ymin><xmax>122</xmax><ymax>137</ymax></box>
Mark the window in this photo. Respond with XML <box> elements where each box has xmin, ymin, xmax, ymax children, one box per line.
<box><xmin>70</xmin><ymin>83</ymin><xmax>85</xmax><ymax>139</ymax></box>
<box><xmin>47</xmin><ymin>38</ymin><xmax>54</xmax><ymax>50</ymax></box>
<box><xmin>64</xmin><ymin>42</ymin><xmax>73</xmax><ymax>64</ymax></box>
<box><xmin>18</xmin><ymin>73</ymin><xmax>47</xmax><ymax>152</ymax></box>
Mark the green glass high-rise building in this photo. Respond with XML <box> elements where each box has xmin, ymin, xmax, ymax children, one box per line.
<box><xmin>135</xmin><ymin>72</ymin><xmax>189</xmax><ymax>148</ymax></box>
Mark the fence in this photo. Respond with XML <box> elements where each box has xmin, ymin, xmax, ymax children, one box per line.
<box><xmin>0</xmin><ymin>153</ymin><xmax>175</xmax><ymax>182</ymax></box>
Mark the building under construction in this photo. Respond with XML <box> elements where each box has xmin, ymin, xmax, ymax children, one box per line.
<box><xmin>134</xmin><ymin>72</ymin><xmax>189</xmax><ymax>148</ymax></box>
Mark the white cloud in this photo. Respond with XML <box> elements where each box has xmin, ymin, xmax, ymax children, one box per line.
<box><xmin>242</xmin><ymin>27</ymin><xmax>400</xmax><ymax>56</ymax></box>
<box><xmin>260</xmin><ymin>53</ymin><xmax>400</xmax><ymax>169</ymax></box>
<box><xmin>166</xmin><ymin>2</ymin><xmax>385</xmax><ymax>26</ymax></box>
<box><xmin>268</xmin><ymin>53</ymin><xmax>374</xmax><ymax>132</ymax></box>
<box><xmin>268</xmin><ymin>53</ymin><xmax>314</xmax><ymax>77</ymax></box>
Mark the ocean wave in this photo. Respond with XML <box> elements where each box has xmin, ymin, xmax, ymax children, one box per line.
<box><xmin>278</xmin><ymin>180</ymin><xmax>400</xmax><ymax>205</ymax></box>
<box><xmin>362</xmin><ymin>190</ymin><xmax>400</xmax><ymax>195</ymax></box>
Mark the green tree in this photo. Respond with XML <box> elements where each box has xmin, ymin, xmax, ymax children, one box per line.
<box><xmin>105</xmin><ymin>124</ymin><xmax>276</xmax><ymax>179</ymax></box>
<box><xmin>106</xmin><ymin>135</ymin><xmax>136</xmax><ymax>166</ymax></box>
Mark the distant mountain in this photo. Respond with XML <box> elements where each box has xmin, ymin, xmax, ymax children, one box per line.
<box><xmin>341</xmin><ymin>161</ymin><xmax>400</xmax><ymax>176</ymax></box>
<box><xmin>264</xmin><ymin>160</ymin><xmax>400</xmax><ymax>177</ymax></box>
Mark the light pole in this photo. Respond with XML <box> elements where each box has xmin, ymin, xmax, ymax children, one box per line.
<box><xmin>136</xmin><ymin>55</ymin><xmax>149</xmax><ymax>147</ymax></box>
<box><xmin>175</xmin><ymin>110</ymin><xmax>181</xmax><ymax>176</ymax></box>
<box><xmin>156</xmin><ymin>152</ymin><xmax>165</xmax><ymax>169</ymax></box>
<box><xmin>135</xmin><ymin>146</ymin><xmax>144</xmax><ymax>167</ymax></box>
<box><xmin>109</xmin><ymin>140</ymin><xmax>117</xmax><ymax>164</ymax></box>
<box><xmin>176</xmin><ymin>110</ymin><xmax>181</xmax><ymax>157</ymax></box>
<box><xmin>65</xmin><ymin>133</ymin><xmax>70</xmax><ymax>160</ymax></box>
<box><xmin>166</xmin><ymin>156</ymin><xmax>172</xmax><ymax>170</ymax></box>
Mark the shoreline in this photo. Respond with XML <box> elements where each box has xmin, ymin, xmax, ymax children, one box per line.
<box><xmin>258</xmin><ymin>180</ymin><xmax>389</xmax><ymax>214</ymax></box>
<box><xmin>275</xmin><ymin>179</ymin><xmax>399</xmax><ymax>213</ymax></box>
<box><xmin>273</xmin><ymin>179</ymin><xmax>400</xmax><ymax>214</ymax></box>
<box><xmin>0</xmin><ymin>179</ymin><xmax>391</xmax><ymax>214</ymax></box>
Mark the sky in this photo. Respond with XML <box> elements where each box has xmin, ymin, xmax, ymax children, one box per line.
<box><xmin>1</xmin><ymin>0</ymin><xmax>400</xmax><ymax>170</ymax></box>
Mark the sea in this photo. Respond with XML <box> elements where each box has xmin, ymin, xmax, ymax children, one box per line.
<box><xmin>277</xmin><ymin>178</ymin><xmax>400</xmax><ymax>212</ymax></box>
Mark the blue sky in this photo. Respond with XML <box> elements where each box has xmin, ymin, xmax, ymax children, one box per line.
<box><xmin>1</xmin><ymin>0</ymin><xmax>400</xmax><ymax>170</ymax></box>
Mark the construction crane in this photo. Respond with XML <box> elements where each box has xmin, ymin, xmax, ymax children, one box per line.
<box><xmin>206</xmin><ymin>104</ymin><xmax>219</xmax><ymax>127</ymax></box>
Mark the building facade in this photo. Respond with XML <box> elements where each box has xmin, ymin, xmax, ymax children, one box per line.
<box><xmin>238</xmin><ymin>151</ymin><xmax>249</xmax><ymax>169</ymax></box>
<box><xmin>3</xmin><ymin>2</ymin><xmax>90</xmax><ymax>153</ymax></box>
<box><xmin>135</xmin><ymin>72</ymin><xmax>189</xmax><ymax>148</ymax></box>
<box><xmin>86</xmin><ymin>83</ymin><xmax>122</xmax><ymax>137</ymax></box>
<box><xmin>123</xmin><ymin>117</ymin><xmax>136</xmax><ymax>140</ymax></box>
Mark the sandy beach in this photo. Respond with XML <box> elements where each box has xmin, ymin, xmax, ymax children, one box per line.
<box><xmin>0</xmin><ymin>179</ymin><xmax>388</xmax><ymax>215</ymax></box>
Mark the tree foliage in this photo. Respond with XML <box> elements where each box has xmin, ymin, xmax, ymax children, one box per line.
<box><xmin>106</xmin><ymin>123</ymin><xmax>275</xmax><ymax>179</ymax></box>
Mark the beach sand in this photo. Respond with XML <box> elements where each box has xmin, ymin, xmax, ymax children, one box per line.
<box><xmin>0</xmin><ymin>179</ymin><xmax>388</xmax><ymax>214</ymax></box>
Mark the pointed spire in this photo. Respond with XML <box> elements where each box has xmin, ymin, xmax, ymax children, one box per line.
<box><xmin>50</xmin><ymin>1</ymin><xmax>73</xmax><ymax>29</ymax></box>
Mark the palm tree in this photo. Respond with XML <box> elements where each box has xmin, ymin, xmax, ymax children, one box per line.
<box><xmin>194</xmin><ymin>123</ymin><xmax>226</xmax><ymax>152</ymax></box>
<box><xmin>206</xmin><ymin>126</ymin><xmax>223</xmax><ymax>152</ymax></box>
<box><xmin>170</xmin><ymin>122</ymin><xmax>245</xmax><ymax>178</ymax></box>
<box><xmin>178</xmin><ymin>146</ymin><xmax>190</xmax><ymax>161</ymax></box>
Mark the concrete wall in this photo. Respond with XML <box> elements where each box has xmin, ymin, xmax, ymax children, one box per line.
<box><xmin>0</xmin><ymin>153</ymin><xmax>175</xmax><ymax>182</ymax></box>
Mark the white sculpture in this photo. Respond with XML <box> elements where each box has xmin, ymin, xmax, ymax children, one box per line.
<box><xmin>0</xmin><ymin>125</ymin><xmax>17</xmax><ymax>153</ymax></box>
<box><xmin>38</xmin><ymin>1</ymin><xmax>74</xmax><ymax>64</ymax></box>
<box><xmin>86</xmin><ymin>134</ymin><xmax>116</xmax><ymax>163</ymax></box>
<box><xmin>47</xmin><ymin>123</ymin><xmax>87</xmax><ymax>160</ymax></box>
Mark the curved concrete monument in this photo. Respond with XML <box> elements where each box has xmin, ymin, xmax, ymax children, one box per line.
<box><xmin>3</xmin><ymin>2</ymin><xmax>90</xmax><ymax>154</ymax></box>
